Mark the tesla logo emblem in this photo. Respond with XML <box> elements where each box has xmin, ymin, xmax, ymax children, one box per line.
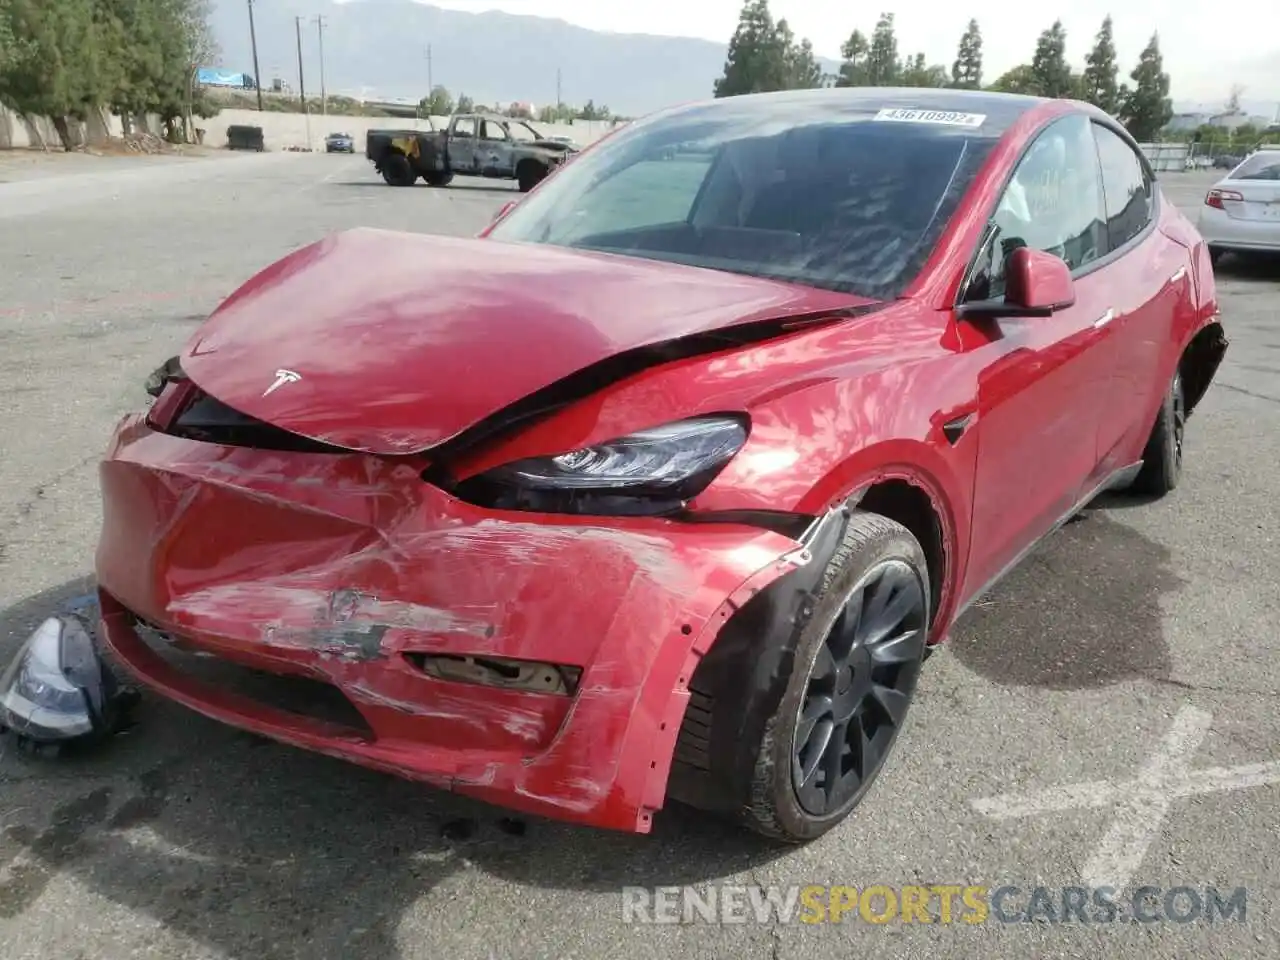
<box><xmin>262</xmin><ymin>369</ymin><xmax>301</xmax><ymax>397</ymax></box>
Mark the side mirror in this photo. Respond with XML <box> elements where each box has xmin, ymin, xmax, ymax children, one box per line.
<box><xmin>1005</xmin><ymin>247</ymin><xmax>1075</xmax><ymax>313</ymax></box>
<box><xmin>957</xmin><ymin>247</ymin><xmax>1075</xmax><ymax>320</ymax></box>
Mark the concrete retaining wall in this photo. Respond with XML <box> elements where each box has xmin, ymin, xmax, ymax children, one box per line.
<box><xmin>201</xmin><ymin>109</ymin><xmax>622</xmax><ymax>151</ymax></box>
<box><xmin>0</xmin><ymin>104</ymin><xmax>622</xmax><ymax>152</ymax></box>
<box><xmin>0</xmin><ymin>107</ymin><xmax>125</xmax><ymax>150</ymax></box>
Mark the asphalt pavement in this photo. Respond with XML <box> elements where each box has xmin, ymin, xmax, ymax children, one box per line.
<box><xmin>0</xmin><ymin>153</ymin><xmax>1277</xmax><ymax>960</ymax></box>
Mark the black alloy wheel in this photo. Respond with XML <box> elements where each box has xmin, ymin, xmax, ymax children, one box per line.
<box><xmin>736</xmin><ymin>512</ymin><xmax>931</xmax><ymax>843</ymax></box>
<box><xmin>1131</xmin><ymin>369</ymin><xmax>1185</xmax><ymax>496</ymax></box>
<box><xmin>791</xmin><ymin>558</ymin><xmax>927</xmax><ymax>817</ymax></box>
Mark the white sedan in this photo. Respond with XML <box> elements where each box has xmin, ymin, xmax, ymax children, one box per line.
<box><xmin>1196</xmin><ymin>148</ymin><xmax>1280</xmax><ymax>264</ymax></box>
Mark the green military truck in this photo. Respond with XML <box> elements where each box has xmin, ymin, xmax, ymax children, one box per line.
<box><xmin>366</xmin><ymin>114</ymin><xmax>577</xmax><ymax>191</ymax></box>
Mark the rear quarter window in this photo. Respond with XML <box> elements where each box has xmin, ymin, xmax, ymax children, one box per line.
<box><xmin>1093</xmin><ymin>123</ymin><xmax>1153</xmax><ymax>250</ymax></box>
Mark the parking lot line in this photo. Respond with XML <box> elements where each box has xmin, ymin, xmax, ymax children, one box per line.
<box><xmin>972</xmin><ymin>704</ymin><xmax>1280</xmax><ymax>891</ymax></box>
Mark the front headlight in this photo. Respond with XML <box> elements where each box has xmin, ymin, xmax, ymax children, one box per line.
<box><xmin>457</xmin><ymin>415</ymin><xmax>748</xmax><ymax>516</ymax></box>
<box><xmin>0</xmin><ymin>616</ymin><xmax>104</xmax><ymax>741</ymax></box>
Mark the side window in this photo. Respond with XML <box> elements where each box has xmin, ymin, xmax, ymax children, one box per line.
<box><xmin>481</xmin><ymin>120</ymin><xmax>509</xmax><ymax>141</ymax></box>
<box><xmin>509</xmin><ymin>122</ymin><xmax>539</xmax><ymax>142</ymax></box>
<box><xmin>452</xmin><ymin>117</ymin><xmax>477</xmax><ymax>138</ymax></box>
<box><xmin>1093</xmin><ymin>123</ymin><xmax>1153</xmax><ymax>249</ymax></box>
<box><xmin>975</xmin><ymin>114</ymin><xmax>1107</xmax><ymax>300</ymax></box>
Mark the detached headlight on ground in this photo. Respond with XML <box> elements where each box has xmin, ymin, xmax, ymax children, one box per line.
<box><xmin>0</xmin><ymin>615</ymin><xmax>118</xmax><ymax>744</ymax></box>
<box><xmin>459</xmin><ymin>415</ymin><xmax>749</xmax><ymax>515</ymax></box>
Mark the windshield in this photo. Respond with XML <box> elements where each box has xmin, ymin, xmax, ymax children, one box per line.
<box><xmin>1232</xmin><ymin>151</ymin><xmax>1280</xmax><ymax>181</ymax></box>
<box><xmin>488</xmin><ymin>98</ymin><xmax>1002</xmax><ymax>299</ymax></box>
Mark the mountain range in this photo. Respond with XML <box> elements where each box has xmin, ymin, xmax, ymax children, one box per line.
<box><xmin>208</xmin><ymin>1</ymin><xmax>1275</xmax><ymax>118</ymax></box>
<box><xmin>209</xmin><ymin>0</ymin><xmax>834</xmax><ymax>115</ymax></box>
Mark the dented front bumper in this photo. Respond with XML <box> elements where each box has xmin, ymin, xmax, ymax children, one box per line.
<box><xmin>95</xmin><ymin>414</ymin><xmax>806</xmax><ymax>831</ymax></box>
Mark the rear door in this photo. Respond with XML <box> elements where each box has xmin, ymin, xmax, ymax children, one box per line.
<box><xmin>1089</xmin><ymin>122</ymin><xmax>1188</xmax><ymax>471</ymax></box>
<box><xmin>960</xmin><ymin>114</ymin><xmax>1117</xmax><ymax>598</ymax></box>
<box><xmin>1223</xmin><ymin>151</ymin><xmax>1280</xmax><ymax>221</ymax></box>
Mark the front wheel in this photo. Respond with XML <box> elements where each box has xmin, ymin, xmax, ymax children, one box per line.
<box><xmin>516</xmin><ymin>161</ymin><xmax>545</xmax><ymax>193</ymax></box>
<box><xmin>424</xmin><ymin>171</ymin><xmax>454</xmax><ymax>187</ymax></box>
<box><xmin>1130</xmin><ymin>369</ymin><xmax>1185</xmax><ymax>497</ymax></box>
<box><xmin>741</xmin><ymin>512</ymin><xmax>930</xmax><ymax>842</ymax></box>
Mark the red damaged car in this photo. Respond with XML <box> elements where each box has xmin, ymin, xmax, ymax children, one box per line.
<box><xmin>85</xmin><ymin>89</ymin><xmax>1225</xmax><ymax>841</ymax></box>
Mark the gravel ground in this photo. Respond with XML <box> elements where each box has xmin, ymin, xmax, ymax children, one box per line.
<box><xmin>0</xmin><ymin>156</ymin><xmax>1277</xmax><ymax>960</ymax></box>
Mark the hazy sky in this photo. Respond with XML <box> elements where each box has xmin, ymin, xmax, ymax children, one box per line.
<box><xmin>420</xmin><ymin>0</ymin><xmax>1279</xmax><ymax>105</ymax></box>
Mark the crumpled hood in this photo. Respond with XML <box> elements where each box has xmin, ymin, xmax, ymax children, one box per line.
<box><xmin>180</xmin><ymin>228</ymin><xmax>868</xmax><ymax>454</ymax></box>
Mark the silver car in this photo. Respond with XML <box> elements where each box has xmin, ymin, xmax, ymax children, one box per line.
<box><xmin>1196</xmin><ymin>148</ymin><xmax>1280</xmax><ymax>264</ymax></box>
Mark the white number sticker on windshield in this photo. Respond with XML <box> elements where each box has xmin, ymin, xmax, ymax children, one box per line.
<box><xmin>873</xmin><ymin>108</ymin><xmax>986</xmax><ymax>127</ymax></box>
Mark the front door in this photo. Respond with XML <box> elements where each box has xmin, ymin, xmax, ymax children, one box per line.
<box><xmin>960</xmin><ymin>113</ymin><xmax>1118</xmax><ymax>598</ymax></box>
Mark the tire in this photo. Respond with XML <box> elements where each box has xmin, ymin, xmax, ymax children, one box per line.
<box><xmin>381</xmin><ymin>153</ymin><xmax>416</xmax><ymax>187</ymax></box>
<box><xmin>424</xmin><ymin>171</ymin><xmax>454</xmax><ymax>187</ymax></box>
<box><xmin>740</xmin><ymin>512</ymin><xmax>930</xmax><ymax>842</ymax></box>
<box><xmin>517</xmin><ymin>161</ymin><xmax>545</xmax><ymax>193</ymax></box>
<box><xmin>1130</xmin><ymin>368</ymin><xmax>1185</xmax><ymax>497</ymax></box>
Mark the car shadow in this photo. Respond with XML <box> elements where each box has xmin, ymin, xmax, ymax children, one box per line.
<box><xmin>946</xmin><ymin>509</ymin><xmax>1181</xmax><ymax>690</ymax></box>
<box><xmin>1214</xmin><ymin>251</ymin><xmax>1280</xmax><ymax>280</ymax></box>
<box><xmin>326</xmin><ymin>181</ymin><xmax>519</xmax><ymax>196</ymax></box>
<box><xmin>0</xmin><ymin>577</ymin><xmax>793</xmax><ymax>959</ymax></box>
<box><xmin>444</xmin><ymin>182</ymin><xmax>522</xmax><ymax>196</ymax></box>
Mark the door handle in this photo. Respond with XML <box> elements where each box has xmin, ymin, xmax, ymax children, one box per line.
<box><xmin>1092</xmin><ymin>309</ymin><xmax>1116</xmax><ymax>329</ymax></box>
<box><xmin>1170</xmin><ymin>266</ymin><xmax>1187</xmax><ymax>282</ymax></box>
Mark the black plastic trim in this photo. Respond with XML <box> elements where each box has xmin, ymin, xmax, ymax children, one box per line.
<box><xmin>941</xmin><ymin>413</ymin><xmax>975</xmax><ymax>445</ymax></box>
<box><xmin>666</xmin><ymin>501</ymin><xmax>852</xmax><ymax>814</ymax></box>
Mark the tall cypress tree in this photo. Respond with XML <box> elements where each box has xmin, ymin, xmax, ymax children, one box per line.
<box><xmin>836</xmin><ymin>29</ymin><xmax>870</xmax><ymax>87</ymax></box>
<box><xmin>951</xmin><ymin>19</ymin><xmax>983</xmax><ymax>89</ymax></box>
<box><xmin>1121</xmin><ymin>33</ymin><xmax>1174</xmax><ymax>140</ymax></box>
<box><xmin>1030</xmin><ymin>20</ymin><xmax>1073</xmax><ymax>98</ymax></box>
<box><xmin>714</xmin><ymin>0</ymin><xmax>779</xmax><ymax>97</ymax></box>
<box><xmin>867</xmin><ymin>13</ymin><xmax>900</xmax><ymax>86</ymax></box>
<box><xmin>1080</xmin><ymin>16</ymin><xmax>1121</xmax><ymax>114</ymax></box>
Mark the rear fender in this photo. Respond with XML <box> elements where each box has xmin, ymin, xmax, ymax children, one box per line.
<box><xmin>1158</xmin><ymin>200</ymin><xmax>1227</xmax><ymax>412</ymax></box>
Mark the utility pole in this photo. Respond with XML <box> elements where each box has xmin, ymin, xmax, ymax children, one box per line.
<box><xmin>247</xmin><ymin>0</ymin><xmax>263</xmax><ymax>111</ymax></box>
<box><xmin>556</xmin><ymin>68</ymin><xmax>562</xmax><ymax>108</ymax></box>
<box><xmin>295</xmin><ymin>16</ymin><xmax>310</xmax><ymax>148</ymax></box>
<box><xmin>425</xmin><ymin>44</ymin><xmax>433</xmax><ymax>95</ymax></box>
<box><xmin>313</xmin><ymin>15</ymin><xmax>328</xmax><ymax>118</ymax></box>
<box><xmin>294</xmin><ymin>17</ymin><xmax>307</xmax><ymax>110</ymax></box>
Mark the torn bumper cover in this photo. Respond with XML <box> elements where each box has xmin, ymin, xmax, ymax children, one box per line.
<box><xmin>94</xmin><ymin>414</ymin><xmax>809</xmax><ymax>832</ymax></box>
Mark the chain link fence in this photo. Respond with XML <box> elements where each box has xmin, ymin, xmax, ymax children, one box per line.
<box><xmin>1139</xmin><ymin>136</ymin><xmax>1280</xmax><ymax>174</ymax></box>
